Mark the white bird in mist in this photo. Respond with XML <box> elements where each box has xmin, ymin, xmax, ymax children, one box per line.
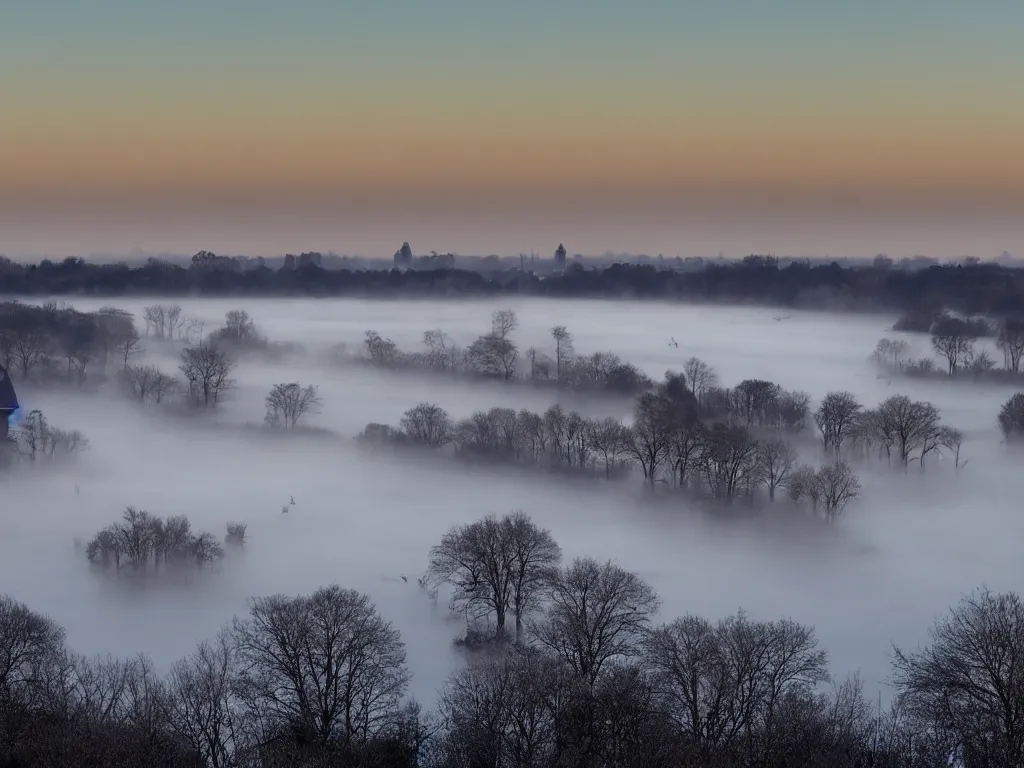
<box><xmin>669</xmin><ymin>337</ymin><xmax>679</xmax><ymax>348</ymax></box>
<box><xmin>401</xmin><ymin>575</ymin><xmax>408</xmax><ymax>583</ymax></box>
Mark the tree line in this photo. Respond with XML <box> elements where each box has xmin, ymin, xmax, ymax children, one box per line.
<box><xmin>2</xmin><ymin>514</ymin><xmax>1021</xmax><ymax>766</ymax></box>
<box><xmin>6</xmin><ymin>252</ymin><xmax>1024</xmax><ymax>315</ymax></box>
<box><xmin>1</xmin><ymin>408</ymin><xmax>88</xmax><ymax>466</ymax></box>
<box><xmin>353</xmin><ymin>313</ymin><xmax>652</xmax><ymax>395</ymax></box>
<box><xmin>358</xmin><ymin>363</ymin><xmax>979</xmax><ymax>518</ymax></box>
<box><xmin>873</xmin><ymin>312</ymin><xmax>1024</xmax><ymax>381</ymax></box>
<box><xmin>0</xmin><ymin>301</ymin><xmax>309</xmax><ymax>418</ymax></box>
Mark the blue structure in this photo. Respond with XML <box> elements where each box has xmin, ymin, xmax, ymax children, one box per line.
<box><xmin>0</xmin><ymin>365</ymin><xmax>17</xmax><ymax>441</ymax></box>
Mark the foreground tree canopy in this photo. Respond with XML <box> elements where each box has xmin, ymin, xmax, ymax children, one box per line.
<box><xmin>2</xmin><ymin>549</ymin><xmax>1022</xmax><ymax>767</ymax></box>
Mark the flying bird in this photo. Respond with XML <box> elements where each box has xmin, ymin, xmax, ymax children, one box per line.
<box><xmin>401</xmin><ymin>575</ymin><xmax>408</xmax><ymax>583</ymax></box>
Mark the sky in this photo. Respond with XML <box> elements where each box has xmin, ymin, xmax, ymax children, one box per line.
<box><xmin>2</xmin><ymin>0</ymin><xmax>1023</xmax><ymax>260</ymax></box>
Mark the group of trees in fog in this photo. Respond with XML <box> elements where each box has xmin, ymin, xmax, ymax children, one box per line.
<box><xmin>84</xmin><ymin>507</ymin><xmax>245</xmax><ymax>577</ymax></box>
<box><xmin>874</xmin><ymin>312</ymin><xmax>1024</xmax><ymax>382</ymax></box>
<box><xmin>354</xmin><ymin>311</ymin><xmax>653</xmax><ymax>395</ymax></box>
<box><xmin>3</xmin><ymin>513</ymin><xmax>1023</xmax><ymax>766</ymax></box>
<box><xmin>359</xmin><ymin>356</ymin><xmax>983</xmax><ymax>519</ymax></box>
<box><xmin>1</xmin><ymin>408</ymin><xmax>88</xmax><ymax>468</ymax></box>
<box><xmin>8</xmin><ymin>252</ymin><xmax>1024</xmax><ymax>315</ymax></box>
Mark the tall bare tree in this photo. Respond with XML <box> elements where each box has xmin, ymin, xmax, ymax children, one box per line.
<box><xmin>893</xmin><ymin>588</ymin><xmax>1024</xmax><ymax>767</ymax></box>
<box><xmin>467</xmin><ymin>334</ymin><xmax>519</xmax><ymax>380</ymax></box>
<box><xmin>161</xmin><ymin>629</ymin><xmax>239</xmax><ymax>768</ymax></box>
<box><xmin>491</xmin><ymin>309</ymin><xmax>518</xmax><ymax>340</ymax></box>
<box><xmin>757</xmin><ymin>439</ymin><xmax>796</xmax><ymax>501</ymax></box>
<box><xmin>644</xmin><ymin>611</ymin><xmax>828</xmax><ymax>761</ymax></box>
<box><xmin>997</xmin><ymin>319</ymin><xmax>1024</xmax><ymax>373</ymax></box>
<box><xmin>0</xmin><ymin>595</ymin><xmax>66</xmax><ymax>764</ymax></box>
<box><xmin>114</xmin><ymin>326</ymin><xmax>143</xmax><ymax>370</ymax></box>
<box><xmin>931</xmin><ymin>329</ymin><xmax>974</xmax><ymax>375</ymax></box>
<box><xmin>179</xmin><ymin>345</ymin><xmax>234</xmax><ymax>407</ymax></box>
<box><xmin>400</xmin><ymin>402</ymin><xmax>453</xmax><ymax>447</ymax></box>
<box><xmin>231</xmin><ymin>585</ymin><xmax>410</xmax><ymax>746</ymax></box>
<box><xmin>682</xmin><ymin>357</ymin><xmax>718</xmax><ymax>406</ymax></box>
<box><xmin>551</xmin><ymin>325</ymin><xmax>574</xmax><ymax>382</ymax></box>
<box><xmin>814</xmin><ymin>391</ymin><xmax>862</xmax><ymax>456</ymax></box>
<box><xmin>532</xmin><ymin>558</ymin><xmax>660</xmax><ymax>683</ymax></box>
<box><xmin>264</xmin><ymin>382</ymin><xmax>322</xmax><ymax>428</ymax></box>
<box><xmin>428</xmin><ymin>513</ymin><xmax>561</xmax><ymax>641</ymax></box>
<box><xmin>816</xmin><ymin>462</ymin><xmax>860</xmax><ymax>520</ymax></box>
<box><xmin>877</xmin><ymin>394</ymin><xmax>940</xmax><ymax>466</ymax></box>
<box><xmin>587</xmin><ymin>417</ymin><xmax>629</xmax><ymax>479</ymax></box>
<box><xmin>626</xmin><ymin>393</ymin><xmax>674</xmax><ymax>484</ymax></box>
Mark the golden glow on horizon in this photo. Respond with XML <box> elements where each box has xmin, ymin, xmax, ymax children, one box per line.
<box><xmin>4</xmin><ymin>102</ymin><xmax>1024</xmax><ymax>208</ymax></box>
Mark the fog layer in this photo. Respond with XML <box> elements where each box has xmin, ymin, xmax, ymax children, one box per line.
<box><xmin>2</xmin><ymin>297</ymin><xmax>1021</xmax><ymax>706</ymax></box>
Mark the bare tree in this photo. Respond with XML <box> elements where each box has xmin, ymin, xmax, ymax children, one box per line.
<box><xmin>532</xmin><ymin>558</ymin><xmax>660</xmax><ymax>683</ymax></box>
<box><xmin>644</xmin><ymin>611</ymin><xmax>828</xmax><ymax>759</ymax></box>
<box><xmin>682</xmin><ymin>357</ymin><xmax>718</xmax><ymax>406</ymax></box>
<box><xmin>937</xmin><ymin>426</ymin><xmax>966</xmax><ymax>469</ymax></box>
<box><xmin>221</xmin><ymin>310</ymin><xmax>258</xmax><ymax>344</ymax></box>
<box><xmin>816</xmin><ymin>462</ymin><xmax>860</xmax><ymax>521</ymax></box>
<box><xmin>872</xmin><ymin>337</ymin><xmax>910</xmax><ymax>371</ymax></box>
<box><xmin>757</xmin><ymin>439</ymin><xmax>796</xmax><ymax>501</ymax></box>
<box><xmin>428</xmin><ymin>513</ymin><xmax>560</xmax><ymax>641</ymax></box>
<box><xmin>264</xmin><ymin>382</ymin><xmax>322</xmax><ymax>428</ymax></box>
<box><xmin>150</xmin><ymin>370</ymin><xmax>179</xmax><ymax>404</ymax></box>
<box><xmin>9</xmin><ymin>323</ymin><xmax>48</xmax><ymax>379</ymax></box>
<box><xmin>997</xmin><ymin>319</ymin><xmax>1024</xmax><ymax>373</ymax></box>
<box><xmin>437</xmin><ymin>647</ymin><xmax>568</xmax><ymax>767</ymax></box>
<box><xmin>422</xmin><ymin>329</ymin><xmax>460</xmax><ymax>371</ymax></box>
<box><xmin>190</xmin><ymin>532</ymin><xmax>224</xmax><ymax>568</ymax></box>
<box><xmin>786</xmin><ymin>465</ymin><xmax>821</xmax><ymax>512</ymax></box>
<box><xmin>116</xmin><ymin>326</ymin><xmax>143</xmax><ymax>370</ymax></box>
<box><xmin>502</xmin><ymin>512</ymin><xmax>562</xmax><ymax>640</ymax></box>
<box><xmin>400</xmin><ymin>402</ymin><xmax>453</xmax><ymax>447</ymax></box>
<box><xmin>551</xmin><ymin>325</ymin><xmax>574</xmax><ymax>382</ymax></box>
<box><xmin>364</xmin><ymin>331</ymin><xmax>398</xmax><ymax>365</ymax></box>
<box><xmin>467</xmin><ymin>334</ymin><xmax>519</xmax><ymax>380</ymax></box>
<box><xmin>143</xmin><ymin>305</ymin><xmax>167</xmax><ymax>339</ymax></box>
<box><xmin>877</xmin><ymin>394</ymin><xmax>940</xmax><ymax>466</ymax></box>
<box><xmin>0</xmin><ymin>595</ymin><xmax>66</xmax><ymax>764</ymax></box>
<box><xmin>231</xmin><ymin>585</ymin><xmax>410</xmax><ymax>746</ymax></box>
<box><xmin>161</xmin><ymin>629</ymin><xmax>239</xmax><ymax>768</ymax></box>
<box><xmin>587</xmin><ymin>417</ymin><xmax>629</xmax><ymax>479</ymax></box>
<box><xmin>183</xmin><ymin>315</ymin><xmax>205</xmax><ymax>345</ymax></box>
<box><xmin>117</xmin><ymin>507</ymin><xmax>155</xmax><ymax>573</ymax></box>
<box><xmin>893</xmin><ymin>588</ymin><xmax>1024</xmax><ymax>767</ymax></box>
<box><xmin>491</xmin><ymin>309</ymin><xmax>518</xmax><ymax>340</ymax></box>
<box><xmin>698</xmin><ymin>423</ymin><xmax>760</xmax><ymax>501</ymax></box>
<box><xmin>164</xmin><ymin>305</ymin><xmax>184</xmax><ymax>340</ymax></box>
<box><xmin>626</xmin><ymin>393</ymin><xmax>674</xmax><ymax>484</ymax></box>
<box><xmin>121</xmin><ymin>364</ymin><xmax>161</xmax><ymax>402</ymax></box>
<box><xmin>179</xmin><ymin>345</ymin><xmax>234</xmax><ymax>407</ymax></box>
<box><xmin>814</xmin><ymin>391</ymin><xmax>862</xmax><ymax>456</ymax></box>
<box><xmin>931</xmin><ymin>330</ymin><xmax>974</xmax><ymax>375</ymax></box>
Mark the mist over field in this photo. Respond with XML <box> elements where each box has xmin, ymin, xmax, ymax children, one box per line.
<box><xmin>2</xmin><ymin>296</ymin><xmax>1022</xmax><ymax>710</ymax></box>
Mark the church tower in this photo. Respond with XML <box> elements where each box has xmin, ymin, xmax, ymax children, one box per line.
<box><xmin>0</xmin><ymin>365</ymin><xmax>18</xmax><ymax>441</ymax></box>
